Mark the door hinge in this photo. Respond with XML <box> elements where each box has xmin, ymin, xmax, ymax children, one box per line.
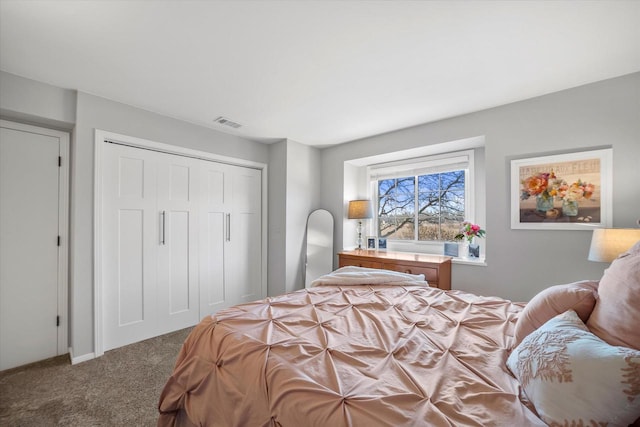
<box><xmin>57</xmin><ymin>236</ymin><xmax>61</xmax><ymax>246</ymax></box>
<box><xmin>58</xmin><ymin>156</ymin><xmax>62</xmax><ymax>167</ymax></box>
<box><xmin>56</xmin><ymin>316</ymin><xmax>60</xmax><ymax>327</ymax></box>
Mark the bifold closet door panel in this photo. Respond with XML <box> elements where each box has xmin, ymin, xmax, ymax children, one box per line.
<box><xmin>199</xmin><ymin>161</ymin><xmax>230</xmax><ymax>316</ymax></box>
<box><xmin>102</xmin><ymin>143</ymin><xmax>159</xmax><ymax>351</ymax></box>
<box><xmin>156</xmin><ymin>152</ymin><xmax>200</xmax><ymax>332</ymax></box>
<box><xmin>227</xmin><ymin>165</ymin><xmax>262</xmax><ymax>304</ymax></box>
<box><xmin>199</xmin><ymin>162</ymin><xmax>262</xmax><ymax>313</ymax></box>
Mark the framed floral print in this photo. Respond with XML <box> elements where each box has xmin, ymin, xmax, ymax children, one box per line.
<box><xmin>510</xmin><ymin>148</ymin><xmax>612</xmax><ymax>230</ymax></box>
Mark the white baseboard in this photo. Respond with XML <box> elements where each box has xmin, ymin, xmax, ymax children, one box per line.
<box><xmin>69</xmin><ymin>347</ymin><xmax>96</xmax><ymax>365</ymax></box>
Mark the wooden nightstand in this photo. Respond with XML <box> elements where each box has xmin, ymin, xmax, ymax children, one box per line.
<box><xmin>338</xmin><ymin>250</ymin><xmax>452</xmax><ymax>290</ymax></box>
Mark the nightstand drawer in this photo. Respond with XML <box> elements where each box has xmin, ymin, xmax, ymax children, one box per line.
<box><xmin>385</xmin><ymin>264</ymin><xmax>439</xmax><ymax>284</ymax></box>
<box><xmin>337</xmin><ymin>250</ymin><xmax>452</xmax><ymax>290</ymax></box>
<box><xmin>339</xmin><ymin>257</ymin><xmax>383</xmax><ymax>269</ymax></box>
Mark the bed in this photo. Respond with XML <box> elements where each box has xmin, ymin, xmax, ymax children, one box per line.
<box><xmin>158</xmin><ymin>249</ymin><xmax>640</xmax><ymax>426</ymax></box>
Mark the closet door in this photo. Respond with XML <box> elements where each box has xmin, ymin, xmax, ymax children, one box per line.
<box><xmin>156</xmin><ymin>152</ymin><xmax>200</xmax><ymax>332</ymax></box>
<box><xmin>101</xmin><ymin>139</ymin><xmax>264</xmax><ymax>350</ymax></box>
<box><xmin>199</xmin><ymin>162</ymin><xmax>262</xmax><ymax>315</ymax></box>
<box><xmin>103</xmin><ymin>144</ymin><xmax>201</xmax><ymax>350</ymax></box>
<box><xmin>227</xmin><ymin>165</ymin><xmax>262</xmax><ymax>304</ymax></box>
<box><xmin>102</xmin><ymin>143</ymin><xmax>158</xmax><ymax>350</ymax></box>
<box><xmin>199</xmin><ymin>162</ymin><xmax>230</xmax><ymax>316</ymax></box>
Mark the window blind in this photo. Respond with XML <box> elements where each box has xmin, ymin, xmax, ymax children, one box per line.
<box><xmin>368</xmin><ymin>152</ymin><xmax>471</xmax><ymax>181</ymax></box>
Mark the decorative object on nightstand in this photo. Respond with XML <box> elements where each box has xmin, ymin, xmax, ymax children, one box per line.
<box><xmin>443</xmin><ymin>242</ymin><xmax>459</xmax><ymax>257</ymax></box>
<box><xmin>377</xmin><ymin>237</ymin><xmax>387</xmax><ymax>251</ymax></box>
<box><xmin>366</xmin><ymin>236</ymin><xmax>377</xmax><ymax>249</ymax></box>
<box><xmin>348</xmin><ymin>199</ymin><xmax>373</xmax><ymax>249</ymax></box>
<box><xmin>587</xmin><ymin>228</ymin><xmax>640</xmax><ymax>262</ymax></box>
<box><xmin>454</xmin><ymin>221</ymin><xmax>486</xmax><ymax>258</ymax></box>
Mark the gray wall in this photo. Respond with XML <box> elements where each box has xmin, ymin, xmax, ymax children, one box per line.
<box><xmin>285</xmin><ymin>140</ymin><xmax>322</xmax><ymax>292</ymax></box>
<box><xmin>268</xmin><ymin>139</ymin><xmax>322</xmax><ymax>295</ymax></box>
<box><xmin>268</xmin><ymin>140</ymin><xmax>287</xmax><ymax>296</ymax></box>
<box><xmin>0</xmin><ymin>71</ymin><xmax>76</xmax><ymax>129</ymax></box>
<box><xmin>321</xmin><ymin>72</ymin><xmax>640</xmax><ymax>302</ymax></box>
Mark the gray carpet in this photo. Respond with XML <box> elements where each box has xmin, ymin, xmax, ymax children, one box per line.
<box><xmin>0</xmin><ymin>327</ymin><xmax>193</xmax><ymax>427</ymax></box>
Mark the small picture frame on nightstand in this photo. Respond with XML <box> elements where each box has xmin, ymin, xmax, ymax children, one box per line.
<box><xmin>444</xmin><ymin>242</ymin><xmax>459</xmax><ymax>257</ymax></box>
<box><xmin>366</xmin><ymin>236</ymin><xmax>377</xmax><ymax>249</ymax></box>
<box><xmin>378</xmin><ymin>238</ymin><xmax>387</xmax><ymax>251</ymax></box>
<box><xmin>469</xmin><ymin>243</ymin><xmax>480</xmax><ymax>258</ymax></box>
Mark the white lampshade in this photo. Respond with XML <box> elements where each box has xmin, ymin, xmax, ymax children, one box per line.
<box><xmin>588</xmin><ymin>228</ymin><xmax>640</xmax><ymax>262</ymax></box>
<box><xmin>347</xmin><ymin>200</ymin><xmax>373</xmax><ymax>220</ymax></box>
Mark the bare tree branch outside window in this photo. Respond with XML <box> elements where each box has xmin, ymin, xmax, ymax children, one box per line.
<box><xmin>378</xmin><ymin>170</ymin><xmax>465</xmax><ymax>241</ymax></box>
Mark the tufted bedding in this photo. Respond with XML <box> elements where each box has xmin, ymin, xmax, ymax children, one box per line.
<box><xmin>157</xmin><ymin>284</ymin><xmax>546</xmax><ymax>426</ymax></box>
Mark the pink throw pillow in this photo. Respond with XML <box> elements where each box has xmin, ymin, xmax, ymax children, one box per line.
<box><xmin>587</xmin><ymin>241</ymin><xmax>640</xmax><ymax>350</ymax></box>
<box><xmin>513</xmin><ymin>280</ymin><xmax>598</xmax><ymax>347</ymax></box>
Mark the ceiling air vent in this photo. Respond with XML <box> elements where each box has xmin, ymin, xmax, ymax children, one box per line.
<box><xmin>213</xmin><ymin>116</ymin><xmax>242</xmax><ymax>128</ymax></box>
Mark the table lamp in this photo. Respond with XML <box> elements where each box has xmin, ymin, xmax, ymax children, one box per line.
<box><xmin>588</xmin><ymin>228</ymin><xmax>640</xmax><ymax>262</ymax></box>
<box><xmin>348</xmin><ymin>200</ymin><xmax>373</xmax><ymax>249</ymax></box>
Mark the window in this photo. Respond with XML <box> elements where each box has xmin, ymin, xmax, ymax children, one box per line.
<box><xmin>369</xmin><ymin>150</ymin><xmax>474</xmax><ymax>246</ymax></box>
<box><xmin>378</xmin><ymin>170</ymin><xmax>465</xmax><ymax>241</ymax></box>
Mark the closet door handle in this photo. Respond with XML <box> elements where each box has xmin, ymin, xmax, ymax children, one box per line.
<box><xmin>226</xmin><ymin>213</ymin><xmax>231</xmax><ymax>241</ymax></box>
<box><xmin>160</xmin><ymin>211</ymin><xmax>166</xmax><ymax>245</ymax></box>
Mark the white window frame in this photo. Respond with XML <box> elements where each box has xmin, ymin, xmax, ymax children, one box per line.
<box><xmin>367</xmin><ymin>149</ymin><xmax>476</xmax><ymax>254</ymax></box>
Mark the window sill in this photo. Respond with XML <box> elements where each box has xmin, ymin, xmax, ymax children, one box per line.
<box><xmin>384</xmin><ymin>241</ymin><xmax>488</xmax><ymax>264</ymax></box>
<box><xmin>452</xmin><ymin>257</ymin><xmax>487</xmax><ymax>267</ymax></box>
<box><xmin>373</xmin><ymin>246</ymin><xmax>487</xmax><ymax>267</ymax></box>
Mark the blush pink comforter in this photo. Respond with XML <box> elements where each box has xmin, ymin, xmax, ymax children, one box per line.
<box><xmin>158</xmin><ymin>285</ymin><xmax>545</xmax><ymax>426</ymax></box>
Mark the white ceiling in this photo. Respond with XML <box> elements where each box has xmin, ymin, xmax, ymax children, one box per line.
<box><xmin>1</xmin><ymin>1</ymin><xmax>639</xmax><ymax>147</ymax></box>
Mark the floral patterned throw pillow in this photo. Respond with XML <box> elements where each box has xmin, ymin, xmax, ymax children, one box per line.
<box><xmin>506</xmin><ymin>309</ymin><xmax>640</xmax><ymax>426</ymax></box>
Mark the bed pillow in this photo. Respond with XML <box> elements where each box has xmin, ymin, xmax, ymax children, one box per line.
<box><xmin>507</xmin><ymin>309</ymin><xmax>640</xmax><ymax>426</ymax></box>
<box><xmin>587</xmin><ymin>241</ymin><xmax>640</xmax><ymax>350</ymax></box>
<box><xmin>310</xmin><ymin>266</ymin><xmax>428</xmax><ymax>287</ymax></box>
<box><xmin>513</xmin><ymin>280</ymin><xmax>598</xmax><ymax>347</ymax></box>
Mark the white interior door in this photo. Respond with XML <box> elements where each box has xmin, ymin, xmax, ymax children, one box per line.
<box><xmin>199</xmin><ymin>162</ymin><xmax>262</xmax><ymax>313</ymax></box>
<box><xmin>228</xmin><ymin>165</ymin><xmax>262</xmax><ymax>304</ymax></box>
<box><xmin>199</xmin><ymin>161</ymin><xmax>229</xmax><ymax>316</ymax></box>
<box><xmin>102</xmin><ymin>143</ymin><xmax>202</xmax><ymax>350</ymax></box>
<box><xmin>156</xmin><ymin>152</ymin><xmax>200</xmax><ymax>331</ymax></box>
<box><xmin>102</xmin><ymin>142</ymin><xmax>159</xmax><ymax>351</ymax></box>
<box><xmin>0</xmin><ymin>121</ymin><xmax>68</xmax><ymax>370</ymax></box>
<box><xmin>99</xmin><ymin>135</ymin><xmax>265</xmax><ymax>352</ymax></box>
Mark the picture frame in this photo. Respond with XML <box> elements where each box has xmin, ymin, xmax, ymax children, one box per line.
<box><xmin>510</xmin><ymin>148</ymin><xmax>612</xmax><ymax>230</ymax></box>
<box><xmin>378</xmin><ymin>237</ymin><xmax>387</xmax><ymax>251</ymax></box>
<box><xmin>366</xmin><ymin>236</ymin><xmax>377</xmax><ymax>249</ymax></box>
<box><xmin>468</xmin><ymin>243</ymin><xmax>480</xmax><ymax>258</ymax></box>
<box><xmin>443</xmin><ymin>242</ymin><xmax>459</xmax><ymax>257</ymax></box>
